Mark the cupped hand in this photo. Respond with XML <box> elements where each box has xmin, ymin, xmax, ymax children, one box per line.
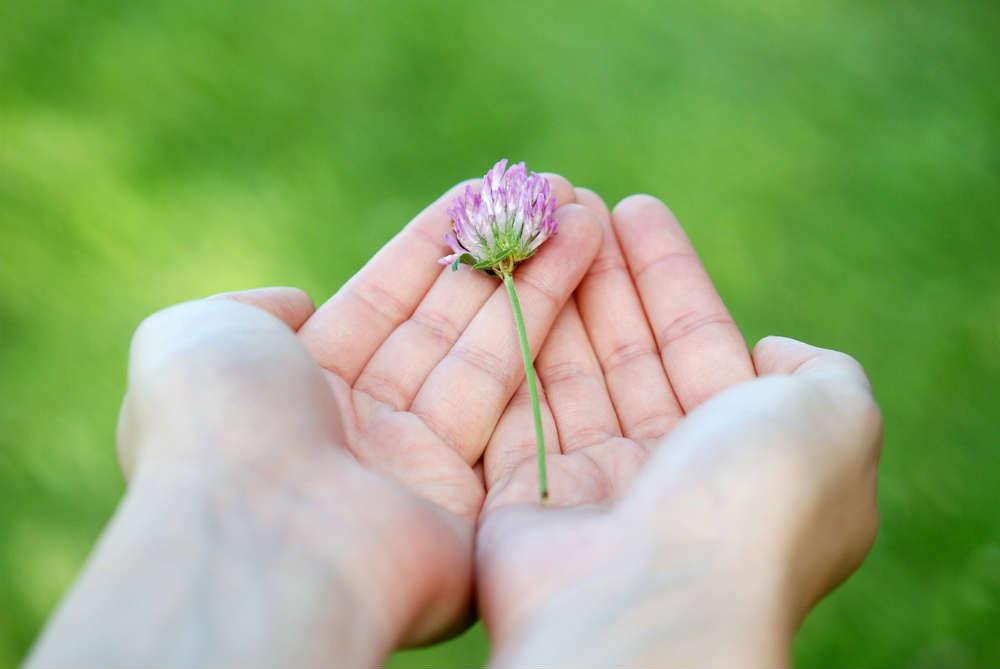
<box><xmin>291</xmin><ymin>178</ymin><xmax>598</xmax><ymax>638</ymax></box>
<box><xmin>477</xmin><ymin>192</ymin><xmax>883</xmax><ymax>667</ymax></box>
<box><xmin>119</xmin><ymin>178</ymin><xmax>602</xmax><ymax>651</ymax></box>
<box><xmin>296</xmin><ymin>178</ymin><xmax>599</xmax><ymax>524</ymax></box>
<box><xmin>117</xmin><ymin>289</ymin><xmax>471</xmax><ymax>661</ymax></box>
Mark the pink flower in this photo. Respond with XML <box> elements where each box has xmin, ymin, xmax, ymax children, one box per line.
<box><xmin>441</xmin><ymin>159</ymin><xmax>558</xmax><ymax>274</ymax></box>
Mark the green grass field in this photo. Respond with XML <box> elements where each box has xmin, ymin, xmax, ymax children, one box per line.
<box><xmin>1</xmin><ymin>1</ymin><xmax>998</xmax><ymax>666</ymax></box>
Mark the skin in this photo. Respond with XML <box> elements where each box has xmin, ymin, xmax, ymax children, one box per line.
<box><xmin>27</xmin><ymin>176</ymin><xmax>600</xmax><ymax>668</ymax></box>
<box><xmin>478</xmin><ymin>191</ymin><xmax>883</xmax><ymax>667</ymax></box>
<box><xmin>25</xmin><ymin>179</ymin><xmax>882</xmax><ymax>669</ymax></box>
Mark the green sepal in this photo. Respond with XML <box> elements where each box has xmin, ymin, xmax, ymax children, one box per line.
<box><xmin>474</xmin><ymin>248</ymin><xmax>514</xmax><ymax>271</ymax></box>
<box><xmin>451</xmin><ymin>253</ymin><xmax>477</xmax><ymax>272</ymax></box>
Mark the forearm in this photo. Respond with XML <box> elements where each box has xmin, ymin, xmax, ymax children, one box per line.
<box><xmin>25</xmin><ymin>464</ymin><xmax>396</xmax><ymax>669</ymax></box>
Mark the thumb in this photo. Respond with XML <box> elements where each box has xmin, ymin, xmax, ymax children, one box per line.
<box><xmin>752</xmin><ymin>335</ymin><xmax>872</xmax><ymax>392</ymax></box>
<box><xmin>208</xmin><ymin>286</ymin><xmax>315</xmax><ymax>331</ymax></box>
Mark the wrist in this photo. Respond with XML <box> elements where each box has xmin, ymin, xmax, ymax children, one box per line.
<box><xmin>490</xmin><ymin>509</ymin><xmax>792</xmax><ymax>669</ymax></box>
<box><xmin>131</xmin><ymin>455</ymin><xmax>432</xmax><ymax>659</ymax></box>
<box><xmin>30</xmin><ymin>453</ymin><xmax>418</xmax><ymax>668</ymax></box>
<box><xmin>135</xmin><ymin>449</ymin><xmax>476</xmax><ymax>645</ymax></box>
<box><xmin>636</xmin><ymin>541</ymin><xmax>792</xmax><ymax>668</ymax></box>
<box><xmin>623</xmin><ymin>497</ymin><xmax>796</xmax><ymax>667</ymax></box>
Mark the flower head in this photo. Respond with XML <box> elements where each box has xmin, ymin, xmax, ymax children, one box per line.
<box><xmin>440</xmin><ymin>159</ymin><xmax>558</xmax><ymax>275</ymax></box>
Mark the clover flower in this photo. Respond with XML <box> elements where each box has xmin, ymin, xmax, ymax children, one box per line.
<box><xmin>441</xmin><ymin>159</ymin><xmax>558</xmax><ymax>501</ymax></box>
<box><xmin>440</xmin><ymin>159</ymin><xmax>557</xmax><ymax>275</ymax></box>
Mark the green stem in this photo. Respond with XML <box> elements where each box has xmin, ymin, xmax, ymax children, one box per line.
<box><xmin>502</xmin><ymin>271</ymin><xmax>548</xmax><ymax>501</ymax></box>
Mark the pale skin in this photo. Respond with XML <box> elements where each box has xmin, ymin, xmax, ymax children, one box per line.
<box><xmin>479</xmin><ymin>191</ymin><xmax>882</xmax><ymax>667</ymax></box>
<box><xmin>25</xmin><ymin>178</ymin><xmax>882</xmax><ymax>668</ymax></box>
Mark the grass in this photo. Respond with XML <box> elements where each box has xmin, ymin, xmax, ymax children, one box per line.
<box><xmin>1</xmin><ymin>0</ymin><xmax>998</xmax><ymax>666</ymax></box>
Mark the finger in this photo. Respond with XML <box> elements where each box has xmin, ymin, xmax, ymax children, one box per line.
<box><xmin>534</xmin><ymin>300</ymin><xmax>620</xmax><ymax>452</ymax></box>
<box><xmin>752</xmin><ymin>336</ymin><xmax>883</xmax><ymax>460</ymax></box>
<box><xmin>210</xmin><ymin>286</ymin><xmax>315</xmax><ymax>331</ymax></box>
<box><xmin>752</xmin><ymin>336</ymin><xmax>872</xmax><ymax>390</ymax></box>
<box><xmin>629</xmin><ymin>336</ymin><xmax>881</xmax><ymax>507</ymax></box>
<box><xmin>538</xmin><ymin>173</ymin><xmax>576</xmax><ymax>208</ymax></box>
<box><xmin>483</xmin><ymin>304</ymin><xmax>649</xmax><ymax>508</ymax></box>
<box><xmin>612</xmin><ymin>194</ymin><xmax>754</xmax><ymax>412</ymax></box>
<box><xmin>483</xmin><ymin>378</ymin><xmax>560</xmax><ymax>490</ymax></box>
<box><xmin>354</xmin><ymin>176</ymin><xmax>577</xmax><ymax>409</ymax></box>
<box><xmin>574</xmin><ymin>189</ymin><xmax>683</xmax><ymax>440</ymax></box>
<box><xmin>353</xmin><ymin>266</ymin><xmax>497</xmax><ymax>409</ymax></box>
<box><xmin>410</xmin><ymin>203</ymin><xmax>602</xmax><ymax>463</ymax></box>
<box><xmin>297</xmin><ymin>179</ymin><xmax>478</xmax><ymax>382</ymax></box>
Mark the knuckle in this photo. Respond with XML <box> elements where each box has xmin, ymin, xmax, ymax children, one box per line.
<box><xmin>351</xmin><ymin>280</ymin><xmax>410</xmax><ymax>325</ymax></box>
<box><xmin>656</xmin><ymin>309</ymin><xmax>734</xmax><ymax>348</ymax></box>
<box><xmin>584</xmin><ymin>251</ymin><xmax>628</xmax><ymax>279</ymax></box>
<box><xmin>633</xmin><ymin>250</ymin><xmax>699</xmax><ymax>284</ymax></box>
<box><xmin>409</xmin><ymin>308</ymin><xmax>462</xmax><ymax>346</ymax></box>
<box><xmin>561</xmin><ymin>425</ymin><xmax>614</xmax><ymax>452</ymax></box>
<box><xmin>601</xmin><ymin>339</ymin><xmax>658</xmax><ymax>373</ymax></box>
<box><xmin>453</xmin><ymin>343</ymin><xmax>515</xmax><ymax>391</ymax></box>
<box><xmin>538</xmin><ymin>359</ymin><xmax>591</xmax><ymax>386</ymax></box>
<box><xmin>518</xmin><ymin>272</ymin><xmax>561</xmax><ymax>310</ymax></box>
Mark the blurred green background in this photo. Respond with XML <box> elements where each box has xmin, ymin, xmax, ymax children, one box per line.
<box><xmin>1</xmin><ymin>0</ymin><xmax>998</xmax><ymax>666</ymax></box>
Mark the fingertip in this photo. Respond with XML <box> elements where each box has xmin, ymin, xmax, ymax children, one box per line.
<box><xmin>609</xmin><ymin>194</ymin><xmax>698</xmax><ymax>282</ymax></box>
<box><xmin>554</xmin><ymin>202</ymin><xmax>603</xmax><ymax>262</ymax></box>
<box><xmin>574</xmin><ymin>188</ymin><xmax>611</xmax><ymax>224</ymax></box>
<box><xmin>430</xmin><ymin>178</ymin><xmax>482</xmax><ymax>221</ymax></box>
<box><xmin>611</xmin><ymin>193</ymin><xmax>678</xmax><ymax>229</ymax></box>
<box><xmin>539</xmin><ymin>172</ymin><xmax>576</xmax><ymax>206</ymax></box>
<box><xmin>211</xmin><ymin>286</ymin><xmax>316</xmax><ymax>331</ymax></box>
<box><xmin>753</xmin><ymin>336</ymin><xmax>872</xmax><ymax>391</ymax></box>
<box><xmin>449</xmin><ymin>177</ymin><xmax>482</xmax><ymax>195</ymax></box>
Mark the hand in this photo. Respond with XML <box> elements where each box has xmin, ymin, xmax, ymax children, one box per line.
<box><xmin>32</xmin><ymin>288</ymin><xmax>457</xmax><ymax>667</ymax></box>
<box><xmin>295</xmin><ymin>177</ymin><xmax>599</xmax><ymax>524</ymax></box>
<box><xmin>477</xmin><ymin>193</ymin><xmax>883</xmax><ymax>667</ymax></box>
<box><xmin>28</xmin><ymin>179</ymin><xmax>603</xmax><ymax>668</ymax></box>
<box><xmin>290</xmin><ymin>177</ymin><xmax>598</xmax><ymax>636</ymax></box>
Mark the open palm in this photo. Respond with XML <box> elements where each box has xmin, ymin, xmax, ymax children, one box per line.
<box><xmin>477</xmin><ymin>191</ymin><xmax>760</xmax><ymax>642</ymax></box>
<box><xmin>297</xmin><ymin>177</ymin><xmax>599</xmax><ymax>519</ymax></box>
<box><xmin>477</xmin><ymin>192</ymin><xmax>881</xmax><ymax>662</ymax></box>
<box><xmin>482</xmin><ymin>190</ymin><xmax>755</xmax><ymax>506</ymax></box>
<box><xmin>292</xmin><ymin>178</ymin><xmax>599</xmax><ymax>641</ymax></box>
